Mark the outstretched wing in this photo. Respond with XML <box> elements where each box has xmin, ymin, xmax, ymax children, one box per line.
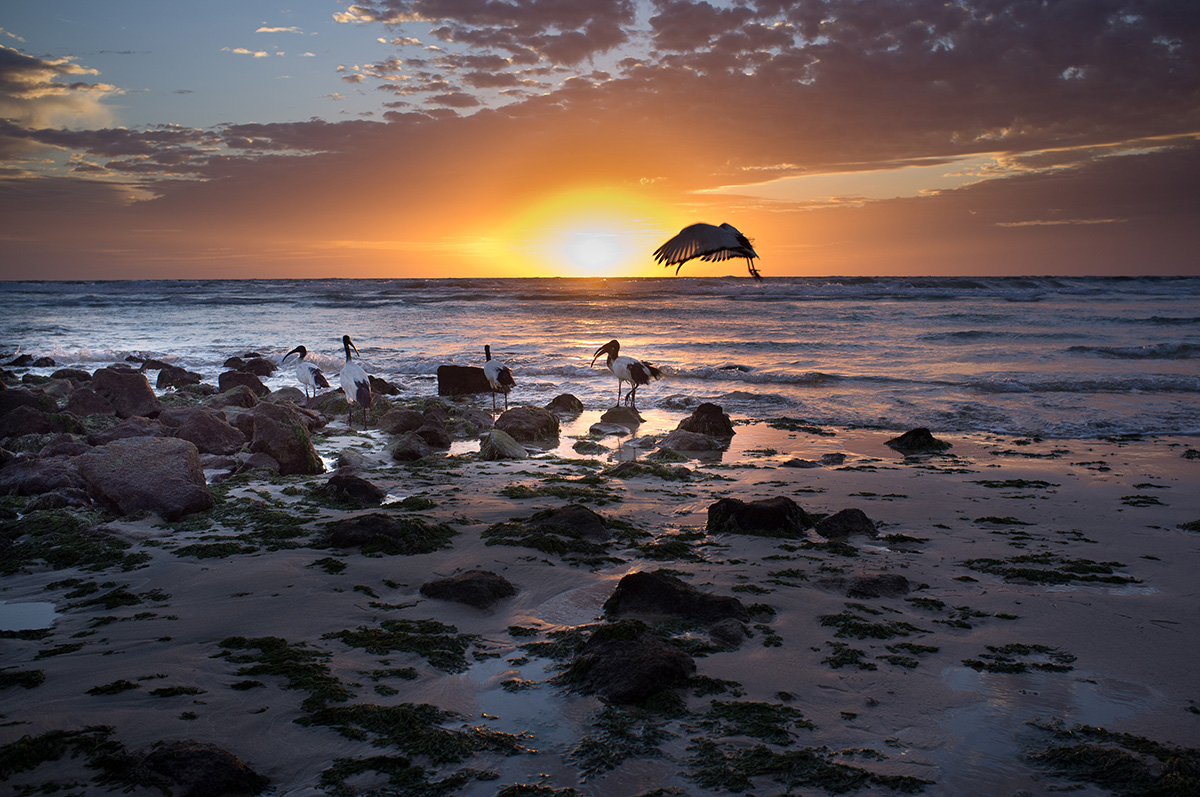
<box><xmin>654</xmin><ymin>223</ymin><xmax>762</xmax><ymax>280</ymax></box>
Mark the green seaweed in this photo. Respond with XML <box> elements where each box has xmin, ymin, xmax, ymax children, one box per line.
<box><xmin>326</xmin><ymin>618</ymin><xmax>482</xmax><ymax>673</ymax></box>
<box><xmin>217</xmin><ymin>635</ymin><xmax>353</xmax><ymax>712</ymax></box>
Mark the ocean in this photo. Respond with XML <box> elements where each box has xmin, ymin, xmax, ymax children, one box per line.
<box><xmin>3</xmin><ymin>276</ymin><xmax>1198</xmax><ymax>439</ymax></box>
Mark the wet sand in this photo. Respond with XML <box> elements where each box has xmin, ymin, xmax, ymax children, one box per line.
<box><xmin>2</xmin><ymin>410</ymin><xmax>1198</xmax><ymax>795</ymax></box>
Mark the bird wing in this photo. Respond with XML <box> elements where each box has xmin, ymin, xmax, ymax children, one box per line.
<box><xmin>355</xmin><ymin>378</ymin><xmax>373</xmax><ymax>409</ymax></box>
<box><xmin>653</xmin><ymin>223</ymin><xmax>726</xmax><ymax>266</ymax></box>
<box><xmin>308</xmin><ymin>365</ymin><xmax>330</xmax><ymax>389</ymax></box>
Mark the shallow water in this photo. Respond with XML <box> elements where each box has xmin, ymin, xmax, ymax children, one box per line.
<box><xmin>0</xmin><ymin>601</ymin><xmax>58</xmax><ymax>631</ymax></box>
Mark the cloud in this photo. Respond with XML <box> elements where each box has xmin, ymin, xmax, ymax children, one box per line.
<box><xmin>0</xmin><ymin>44</ymin><xmax>120</xmax><ymax>129</ymax></box>
<box><xmin>225</xmin><ymin>47</ymin><xmax>271</xmax><ymax>58</ymax></box>
<box><xmin>256</xmin><ymin>26</ymin><xmax>303</xmax><ymax>34</ymax></box>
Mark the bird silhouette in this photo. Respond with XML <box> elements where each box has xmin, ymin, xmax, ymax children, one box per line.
<box><xmin>653</xmin><ymin>222</ymin><xmax>761</xmax><ymax>280</ymax></box>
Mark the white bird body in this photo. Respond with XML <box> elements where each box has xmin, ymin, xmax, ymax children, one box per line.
<box><xmin>653</xmin><ymin>222</ymin><xmax>762</xmax><ymax>280</ymax></box>
<box><xmin>281</xmin><ymin>345</ymin><xmax>329</xmax><ymax>399</ymax></box>
<box><xmin>339</xmin><ymin>335</ymin><xmax>373</xmax><ymax>427</ymax></box>
<box><xmin>591</xmin><ymin>339</ymin><xmax>661</xmax><ymax>409</ymax></box>
<box><xmin>483</xmin><ymin>345</ymin><xmax>515</xmax><ymax>412</ymax></box>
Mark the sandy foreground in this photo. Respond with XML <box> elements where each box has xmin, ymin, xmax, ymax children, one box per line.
<box><xmin>2</xmin><ymin>408</ymin><xmax>1198</xmax><ymax>796</ymax></box>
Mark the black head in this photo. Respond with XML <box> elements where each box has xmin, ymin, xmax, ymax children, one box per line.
<box><xmin>591</xmin><ymin>339</ymin><xmax>620</xmax><ymax>366</ymax></box>
<box><xmin>484</xmin><ymin>345</ymin><xmax>492</xmax><ymax>361</ymax></box>
<box><xmin>283</xmin><ymin>345</ymin><xmax>307</xmax><ymax>362</ymax></box>
<box><xmin>342</xmin><ymin>335</ymin><xmax>359</xmax><ymax>359</ymax></box>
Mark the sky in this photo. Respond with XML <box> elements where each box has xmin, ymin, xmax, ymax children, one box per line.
<box><xmin>1</xmin><ymin>0</ymin><xmax>1198</xmax><ymax>279</ymax></box>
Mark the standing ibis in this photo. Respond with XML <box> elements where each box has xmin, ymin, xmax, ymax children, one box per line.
<box><xmin>339</xmin><ymin>335</ymin><xmax>373</xmax><ymax>428</ymax></box>
<box><xmin>483</xmin><ymin>345</ymin><xmax>515</xmax><ymax>412</ymax></box>
<box><xmin>591</xmin><ymin>339</ymin><xmax>661</xmax><ymax>409</ymax></box>
<box><xmin>653</xmin><ymin>222</ymin><xmax>762</xmax><ymax>280</ymax></box>
<box><xmin>281</xmin><ymin>345</ymin><xmax>329</xmax><ymax>398</ymax></box>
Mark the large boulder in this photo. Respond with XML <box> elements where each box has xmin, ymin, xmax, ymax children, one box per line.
<box><xmin>603</xmin><ymin>570</ymin><xmax>748</xmax><ymax>623</ymax></box>
<box><xmin>77</xmin><ymin>437</ymin><xmax>213</xmax><ymax>520</ymax></box>
<box><xmin>0</xmin><ymin>456</ymin><xmax>85</xmax><ymax>496</ymax></box>
<box><xmin>527</xmin><ymin>504</ymin><xmax>610</xmax><ymax>543</ymax></box>
<box><xmin>0</xmin><ymin>405</ymin><xmax>55</xmax><ymax>438</ymax></box>
<box><xmin>657</xmin><ymin>429</ymin><xmax>725</xmax><ymax>452</ymax></box>
<box><xmin>91</xmin><ymin>367</ymin><xmax>162</xmax><ymax>419</ymax></box>
<box><xmin>420</xmin><ymin>570</ymin><xmax>517</xmax><ymax>609</ymax></box>
<box><xmin>814</xmin><ymin>508</ymin><xmax>878</xmax><ymax>539</ymax></box>
<box><xmin>599</xmin><ymin>406</ymin><xmax>643</xmax><ymax>428</ymax></box>
<box><xmin>706</xmin><ymin>496</ymin><xmax>812</xmax><ymax>538</ymax></box>
<box><xmin>495</xmin><ymin>406</ymin><xmax>559</xmax><ymax>444</ymax></box>
<box><xmin>157</xmin><ymin>365</ymin><xmax>203</xmax><ymax>389</ymax></box>
<box><xmin>436</xmin><ymin>364</ymin><xmax>491</xmax><ymax>396</ymax></box>
<box><xmin>391</xmin><ymin>431</ymin><xmax>434</xmax><ymax>461</ymax></box>
<box><xmin>207</xmin><ymin>385</ymin><xmax>259</xmax><ymax>409</ymax></box>
<box><xmin>414</xmin><ymin>422</ymin><xmax>452</xmax><ymax>450</ymax></box>
<box><xmin>161</xmin><ymin>407</ymin><xmax>247</xmax><ymax>455</ymax></box>
<box><xmin>565</xmin><ymin>620</ymin><xmax>696</xmax><ymax>704</ymax></box>
<box><xmin>237</xmin><ymin>357</ymin><xmax>276</xmax><ymax>377</ymax></box>
<box><xmin>676</xmin><ymin>403</ymin><xmax>735</xmax><ymax>437</ymax></box>
<box><xmin>479</xmin><ymin>429</ymin><xmax>528</xmax><ymax>460</ymax></box>
<box><xmin>318</xmin><ymin>471</ymin><xmax>386</xmax><ymax>506</ymax></box>
<box><xmin>885</xmin><ymin>427</ymin><xmax>951</xmax><ymax>453</ymax></box>
<box><xmin>325</xmin><ymin>514</ymin><xmax>455</xmax><ymax>555</ymax></box>
<box><xmin>63</xmin><ymin>387</ymin><xmax>116</xmax><ymax>417</ymax></box>
<box><xmin>815</xmin><ymin>573</ymin><xmax>911</xmax><ymax>598</ymax></box>
<box><xmin>249</xmin><ymin>402</ymin><xmax>323</xmax><ymax>475</ymax></box>
<box><xmin>218</xmin><ymin>371</ymin><xmax>268</xmax><ymax>398</ymax></box>
<box><xmin>545</xmin><ymin>394</ymin><xmax>584</xmax><ymax>414</ymax></box>
<box><xmin>379</xmin><ymin>407</ymin><xmax>426</xmax><ymax>435</ymax></box>
<box><xmin>86</xmin><ymin>416</ymin><xmax>164</xmax><ymax>445</ymax></box>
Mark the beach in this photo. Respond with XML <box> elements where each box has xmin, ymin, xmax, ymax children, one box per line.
<box><xmin>3</xmin><ymin>392</ymin><xmax>1198</xmax><ymax>796</ymax></box>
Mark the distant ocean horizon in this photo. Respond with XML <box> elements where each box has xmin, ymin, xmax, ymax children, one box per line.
<box><xmin>4</xmin><ymin>275</ymin><xmax>1198</xmax><ymax>439</ymax></box>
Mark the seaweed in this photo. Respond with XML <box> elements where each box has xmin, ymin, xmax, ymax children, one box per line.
<box><xmin>962</xmin><ymin>643</ymin><xmax>1076</xmax><ymax>674</ymax></box>
<box><xmin>217</xmin><ymin>635</ymin><xmax>353</xmax><ymax>712</ymax></box>
<box><xmin>962</xmin><ymin>553</ymin><xmax>1138</xmax><ymax>585</ymax></box>
<box><xmin>326</xmin><ymin>618</ymin><xmax>483</xmax><ymax>673</ymax></box>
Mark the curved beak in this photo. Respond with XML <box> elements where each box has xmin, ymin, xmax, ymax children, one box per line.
<box><xmin>283</xmin><ymin>345</ymin><xmax>304</xmax><ymax>362</ymax></box>
<box><xmin>591</xmin><ymin>341</ymin><xmax>615</xmax><ymax>366</ymax></box>
<box><xmin>343</xmin><ymin>336</ymin><xmax>359</xmax><ymax>359</ymax></box>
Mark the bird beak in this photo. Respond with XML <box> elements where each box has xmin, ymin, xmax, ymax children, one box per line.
<box><xmin>283</xmin><ymin>346</ymin><xmax>303</xmax><ymax>362</ymax></box>
<box><xmin>591</xmin><ymin>341</ymin><xmax>613</xmax><ymax>366</ymax></box>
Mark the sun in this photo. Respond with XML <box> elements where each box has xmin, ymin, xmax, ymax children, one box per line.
<box><xmin>495</xmin><ymin>187</ymin><xmax>680</xmax><ymax>277</ymax></box>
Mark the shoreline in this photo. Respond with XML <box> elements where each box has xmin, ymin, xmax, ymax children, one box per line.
<box><xmin>2</xmin><ymin>402</ymin><xmax>1199</xmax><ymax>795</ymax></box>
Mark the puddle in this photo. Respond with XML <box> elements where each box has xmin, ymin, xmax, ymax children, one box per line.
<box><xmin>0</xmin><ymin>601</ymin><xmax>58</xmax><ymax>631</ymax></box>
<box><xmin>535</xmin><ymin>581</ymin><xmax>615</xmax><ymax>626</ymax></box>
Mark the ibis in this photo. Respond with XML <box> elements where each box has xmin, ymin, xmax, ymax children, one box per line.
<box><xmin>281</xmin><ymin>345</ymin><xmax>329</xmax><ymax>399</ymax></box>
<box><xmin>591</xmin><ymin>339</ymin><xmax>661</xmax><ymax>409</ymax></box>
<box><xmin>483</xmin><ymin>345</ymin><xmax>515</xmax><ymax>412</ymax></box>
<box><xmin>653</xmin><ymin>222</ymin><xmax>762</xmax><ymax>280</ymax></box>
<box><xmin>339</xmin><ymin>335</ymin><xmax>373</xmax><ymax>428</ymax></box>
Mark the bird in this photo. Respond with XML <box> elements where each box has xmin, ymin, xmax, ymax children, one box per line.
<box><xmin>281</xmin><ymin>345</ymin><xmax>330</xmax><ymax>399</ymax></box>
<box><xmin>483</xmin><ymin>345</ymin><xmax>515</xmax><ymax>412</ymax></box>
<box><xmin>653</xmin><ymin>222</ymin><xmax>762</xmax><ymax>280</ymax></box>
<box><xmin>339</xmin><ymin>335</ymin><xmax>373</xmax><ymax>428</ymax></box>
<box><xmin>591</xmin><ymin>339</ymin><xmax>662</xmax><ymax>409</ymax></box>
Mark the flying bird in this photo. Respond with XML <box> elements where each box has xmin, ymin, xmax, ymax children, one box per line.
<box><xmin>591</xmin><ymin>339</ymin><xmax>662</xmax><ymax>410</ymax></box>
<box><xmin>483</xmin><ymin>345</ymin><xmax>515</xmax><ymax>412</ymax></box>
<box><xmin>339</xmin><ymin>335</ymin><xmax>373</xmax><ymax>428</ymax></box>
<box><xmin>653</xmin><ymin>222</ymin><xmax>762</xmax><ymax>280</ymax></box>
<box><xmin>281</xmin><ymin>345</ymin><xmax>329</xmax><ymax>399</ymax></box>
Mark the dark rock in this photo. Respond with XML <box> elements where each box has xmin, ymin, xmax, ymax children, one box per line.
<box><xmin>706</xmin><ymin>496</ymin><xmax>811</xmax><ymax>538</ymax></box>
<box><xmin>369</xmin><ymin>374</ymin><xmax>402</xmax><ymax>396</ymax></box>
<box><xmin>319</xmin><ymin>471</ymin><xmax>386</xmax><ymax>506</ymax></box>
<box><xmin>250</xmin><ymin>402</ymin><xmax>324</xmax><ymax>475</ymax></box>
<box><xmin>708</xmin><ymin>618</ymin><xmax>751</xmax><ymax>648</ymax></box>
<box><xmin>238</xmin><ymin>357</ymin><xmax>276</xmax><ymax>377</ymax></box>
<box><xmin>161</xmin><ymin>407</ymin><xmax>247</xmax><ymax>455</ymax></box>
<box><xmin>588</xmin><ymin>422</ymin><xmax>631</xmax><ymax>438</ymax></box>
<box><xmin>31</xmin><ymin>357</ymin><xmax>56</xmax><ymax>368</ymax></box>
<box><xmin>603</xmin><ymin>570</ymin><xmax>749</xmax><ymax>623</ymax></box>
<box><xmin>677</xmin><ymin>402</ymin><xmax>735</xmax><ymax>438</ymax></box>
<box><xmin>814</xmin><ymin>508</ymin><xmax>878</xmax><ymax>538</ymax></box>
<box><xmin>449</xmin><ymin>408</ymin><xmax>493</xmax><ymax>438</ymax></box>
<box><xmin>140</xmin><ymin>740</ymin><xmax>268</xmax><ymax>797</ymax></box>
<box><xmin>600</xmin><ymin>406</ymin><xmax>643</xmax><ymax>427</ymax></box>
<box><xmin>885</xmin><ymin>427</ymin><xmax>951</xmax><ymax>453</ymax></box>
<box><xmin>207</xmin><ymin>384</ymin><xmax>259</xmax><ymax>409</ymax></box>
<box><xmin>495</xmin><ymin>406</ymin><xmax>559</xmax><ymax>444</ymax></box>
<box><xmin>6</xmin><ymin>354</ymin><xmax>35</xmax><ymax>367</ymax></box>
<box><xmin>0</xmin><ymin>456</ymin><xmax>85</xmax><ymax>496</ymax></box>
<box><xmin>415</xmin><ymin>422</ymin><xmax>452</xmax><ymax>449</ymax></box>
<box><xmin>137</xmin><ymin>358</ymin><xmax>173</xmax><ymax>371</ymax></box>
<box><xmin>325</xmin><ymin>513</ymin><xmax>453</xmax><ymax>555</ymax></box>
<box><xmin>91</xmin><ymin>367</ymin><xmax>162</xmax><ymax>419</ymax></box>
<box><xmin>420</xmin><ymin>570</ymin><xmax>517</xmax><ymax>609</ymax></box>
<box><xmin>50</xmin><ymin>368</ymin><xmax>91</xmax><ymax>382</ymax></box>
<box><xmin>157</xmin><ymin>365</ymin><xmax>203</xmax><ymax>389</ymax></box>
<box><xmin>63</xmin><ymin>387</ymin><xmax>116</xmax><ymax>417</ymax></box>
<box><xmin>479</xmin><ymin>429</ymin><xmax>527</xmax><ymax>460</ymax></box>
<box><xmin>566</xmin><ymin>620</ymin><xmax>696</xmax><ymax>704</ymax></box>
<box><xmin>0</xmin><ymin>405</ymin><xmax>55</xmax><ymax>438</ymax></box>
<box><xmin>86</xmin><ymin>416</ymin><xmax>164</xmax><ymax>445</ymax></box>
<box><xmin>391</xmin><ymin>431</ymin><xmax>434</xmax><ymax>461</ymax></box>
<box><xmin>380</xmin><ymin>408</ymin><xmax>425</xmax><ymax>435</ymax></box>
<box><xmin>26</xmin><ymin>487</ymin><xmax>92</xmax><ymax>511</ymax></box>
<box><xmin>657</xmin><ymin>429</ymin><xmax>725</xmax><ymax>452</ymax></box>
<box><xmin>821</xmin><ymin>453</ymin><xmax>847</xmax><ymax>465</ymax></box>
<box><xmin>527</xmin><ymin>504</ymin><xmax>610</xmax><ymax>543</ymax></box>
<box><xmin>0</xmin><ymin>389</ymin><xmax>53</xmax><ymax>415</ymax></box>
<box><xmin>235</xmin><ymin>451</ymin><xmax>281</xmax><ymax>474</ymax></box>
<box><xmin>77</xmin><ymin>437</ymin><xmax>213</xmax><ymax>520</ymax></box>
<box><xmin>436</xmin><ymin>364</ymin><xmax>491</xmax><ymax>396</ymax></box>
<box><xmin>781</xmin><ymin>458</ymin><xmax>821</xmax><ymax>468</ymax></box>
<box><xmin>815</xmin><ymin>573</ymin><xmax>911</xmax><ymax>598</ymax></box>
<box><xmin>38</xmin><ymin>434</ymin><xmax>92</xmax><ymax>458</ymax></box>
<box><xmin>545</xmin><ymin>393</ymin><xmax>584</xmax><ymax>414</ymax></box>
<box><xmin>218</xmin><ymin>370</ymin><xmax>268</xmax><ymax>398</ymax></box>
<box><xmin>573</xmin><ymin>439</ymin><xmax>609</xmax><ymax>455</ymax></box>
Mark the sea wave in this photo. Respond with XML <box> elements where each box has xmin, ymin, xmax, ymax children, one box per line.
<box><xmin>1066</xmin><ymin>343</ymin><xmax>1200</xmax><ymax>360</ymax></box>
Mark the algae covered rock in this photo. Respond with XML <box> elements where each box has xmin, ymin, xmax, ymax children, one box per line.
<box><xmin>564</xmin><ymin>619</ymin><xmax>696</xmax><ymax>704</ymax></box>
<box><xmin>420</xmin><ymin>569</ymin><xmax>517</xmax><ymax>609</ymax></box>
<box><xmin>479</xmin><ymin>429</ymin><xmax>528</xmax><ymax>460</ymax></box>
<box><xmin>603</xmin><ymin>570</ymin><xmax>748</xmax><ymax>623</ymax></box>
<box><xmin>91</xmin><ymin>367</ymin><xmax>162</xmax><ymax>419</ymax></box>
<box><xmin>885</xmin><ymin>427</ymin><xmax>951</xmax><ymax>453</ymax></box>
<box><xmin>706</xmin><ymin>496</ymin><xmax>811</xmax><ymax>538</ymax></box>
<box><xmin>325</xmin><ymin>513</ymin><xmax>456</xmax><ymax>555</ymax></box>
<box><xmin>495</xmin><ymin>406</ymin><xmax>559</xmax><ymax>444</ymax></box>
<box><xmin>250</xmin><ymin>402</ymin><xmax>323</xmax><ymax>475</ymax></box>
<box><xmin>813</xmin><ymin>507</ymin><xmax>878</xmax><ymax>539</ymax></box>
<box><xmin>676</xmin><ymin>402</ymin><xmax>735</xmax><ymax>438</ymax></box>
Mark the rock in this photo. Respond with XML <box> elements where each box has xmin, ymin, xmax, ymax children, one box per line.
<box><xmin>161</xmin><ymin>407</ymin><xmax>247</xmax><ymax>455</ymax></box>
<box><xmin>573</xmin><ymin>439</ymin><xmax>608</xmax><ymax>455</ymax></box>
<box><xmin>414</xmin><ymin>422</ymin><xmax>452</xmax><ymax>450</ymax></box>
<box><xmin>420</xmin><ymin>570</ymin><xmax>517</xmax><ymax>609</ymax></box>
<box><xmin>391</xmin><ymin>431</ymin><xmax>434</xmax><ymax>461</ymax></box>
<box><xmin>50</xmin><ymin>368</ymin><xmax>91</xmax><ymax>383</ymax></box>
<box><xmin>821</xmin><ymin>453</ymin><xmax>847</xmax><ymax>465</ymax></box>
<box><xmin>249</xmin><ymin>402</ymin><xmax>324</xmax><ymax>475</ymax></box>
<box><xmin>369</xmin><ymin>374</ymin><xmax>402</xmax><ymax>396</ymax></box>
<box><xmin>436</xmin><ymin>364</ymin><xmax>491</xmax><ymax>396</ymax></box>
<box><xmin>449</xmin><ymin>408</ymin><xmax>493</xmax><ymax>438</ymax></box>
<box><xmin>140</xmin><ymin>740</ymin><xmax>268</xmax><ymax>797</ymax></box>
<box><xmin>600</xmin><ymin>406</ymin><xmax>643</xmax><ymax>428</ymax></box>
<box><xmin>86</xmin><ymin>416</ymin><xmax>164</xmax><ymax>445</ymax></box>
<box><xmin>545</xmin><ymin>393</ymin><xmax>584</xmax><ymax>414</ymax></box>
<box><xmin>6</xmin><ymin>354</ymin><xmax>36</xmax><ymax>367</ymax></box>
<box><xmin>318</xmin><ymin>471</ymin><xmax>386</xmax><ymax>506</ymax></box>
<box><xmin>814</xmin><ymin>507</ymin><xmax>878</xmax><ymax>538</ymax></box>
<box><xmin>706</xmin><ymin>496</ymin><xmax>812</xmax><ymax>538</ymax></box>
<box><xmin>479</xmin><ymin>429</ymin><xmax>528</xmax><ymax>460</ymax></box>
<box><xmin>657</xmin><ymin>429</ymin><xmax>725</xmax><ymax>451</ymax></box>
<box><xmin>26</xmin><ymin>487</ymin><xmax>92</xmax><ymax>511</ymax></box>
<box><xmin>0</xmin><ymin>405</ymin><xmax>55</xmax><ymax>438</ymax></box>
<box><xmin>325</xmin><ymin>514</ymin><xmax>455</xmax><ymax>555</ymax></box>
<box><xmin>603</xmin><ymin>570</ymin><xmax>749</xmax><ymax>623</ymax></box>
<box><xmin>588</xmin><ymin>422</ymin><xmax>631</xmax><ymax>438</ymax></box>
<box><xmin>708</xmin><ymin>618</ymin><xmax>751</xmax><ymax>648</ymax></box>
<box><xmin>527</xmin><ymin>504</ymin><xmax>610</xmax><ymax>543</ymax></box>
<box><xmin>238</xmin><ymin>357</ymin><xmax>277</xmax><ymax>377</ymax></box>
<box><xmin>90</xmin><ymin>367</ymin><xmax>162</xmax><ymax>418</ymax></box>
<box><xmin>207</xmin><ymin>385</ymin><xmax>259</xmax><ymax>409</ymax></box>
<box><xmin>885</xmin><ymin>427</ymin><xmax>951</xmax><ymax>453</ymax></box>
<box><xmin>646</xmin><ymin>447</ymin><xmax>688</xmax><ymax>462</ymax></box>
<box><xmin>63</xmin><ymin>387</ymin><xmax>116</xmax><ymax>417</ymax></box>
<box><xmin>38</xmin><ymin>434</ymin><xmax>92</xmax><ymax>458</ymax></box>
<box><xmin>157</xmin><ymin>365</ymin><xmax>203</xmax><ymax>389</ymax></box>
<box><xmin>676</xmin><ymin>402</ymin><xmax>735</xmax><ymax>437</ymax></box>
<box><xmin>495</xmin><ymin>406</ymin><xmax>559</xmax><ymax>444</ymax></box>
<box><xmin>380</xmin><ymin>408</ymin><xmax>426</xmax><ymax>435</ymax></box>
<box><xmin>816</xmin><ymin>573</ymin><xmax>911</xmax><ymax>598</ymax></box>
<box><xmin>234</xmin><ymin>451</ymin><xmax>281</xmax><ymax>474</ymax></box>
<box><xmin>77</xmin><ymin>437</ymin><xmax>213</xmax><ymax>520</ymax></box>
<box><xmin>566</xmin><ymin>620</ymin><xmax>696</xmax><ymax>704</ymax></box>
<box><xmin>781</xmin><ymin>458</ymin><xmax>821</xmax><ymax>468</ymax></box>
<box><xmin>218</xmin><ymin>370</ymin><xmax>268</xmax><ymax>397</ymax></box>
<box><xmin>0</xmin><ymin>389</ymin><xmax>54</xmax><ymax>415</ymax></box>
<box><xmin>0</xmin><ymin>456</ymin><xmax>85</xmax><ymax>496</ymax></box>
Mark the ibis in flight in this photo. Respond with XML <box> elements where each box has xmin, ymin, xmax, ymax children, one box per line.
<box><xmin>483</xmin><ymin>345</ymin><xmax>515</xmax><ymax>412</ymax></box>
<box><xmin>339</xmin><ymin>335</ymin><xmax>373</xmax><ymax>428</ymax></box>
<box><xmin>281</xmin><ymin>345</ymin><xmax>329</xmax><ymax>399</ymax></box>
<box><xmin>653</xmin><ymin>222</ymin><xmax>762</xmax><ymax>280</ymax></box>
<box><xmin>591</xmin><ymin>339</ymin><xmax>661</xmax><ymax>410</ymax></box>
